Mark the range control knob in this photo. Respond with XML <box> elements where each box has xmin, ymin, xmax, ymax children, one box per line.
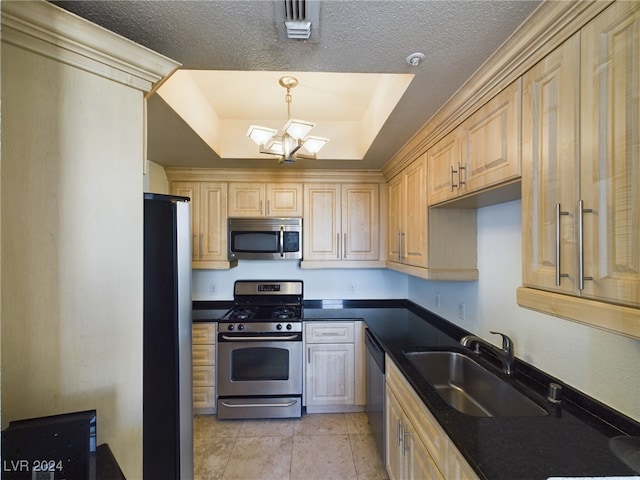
<box><xmin>286</xmin><ymin>324</ymin><xmax>293</xmax><ymax>330</ymax></box>
<box><xmin>237</xmin><ymin>324</ymin><xmax>245</xmax><ymax>331</ymax></box>
<box><xmin>276</xmin><ymin>324</ymin><xmax>283</xmax><ymax>330</ymax></box>
<box><xmin>227</xmin><ymin>324</ymin><xmax>234</xmax><ymax>331</ymax></box>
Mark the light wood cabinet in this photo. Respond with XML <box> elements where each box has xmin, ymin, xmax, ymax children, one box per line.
<box><xmin>388</xmin><ymin>155</ymin><xmax>478</xmax><ymax>280</ymax></box>
<box><xmin>303</xmin><ymin>183</ymin><xmax>380</xmax><ymax>264</ymax></box>
<box><xmin>228</xmin><ymin>182</ymin><xmax>302</xmax><ymax>217</ymax></box>
<box><xmin>427</xmin><ymin>79</ymin><xmax>521</xmax><ymax>206</ymax></box>
<box><xmin>385</xmin><ymin>356</ymin><xmax>478</xmax><ymax>480</ymax></box>
<box><xmin>388</xmin><ymin>155</ymin><xmax>427</xmax><ymax>267</ymax></box>
<box><xmin>192</xmin><ymin>323</ymin><xmax>216</xmax><ymax>413</ymax></box>
<box><xmin>386</xmin><ymin>386</ymin><xmax>444</xmax><ymax>480</ymax></box>
<box><xmin>520</xmin><ymin>2</ymin><xmax>640</xmax><ymax>337</ymax></box>
<box><xmin>171</xmin><ymin>181</ymin><xmax>232</xmax><ymax>269</ymax></box>
<box><xmin>305</xmin><ymin>321</ymin><xmax>365</xmax><ymax>412</ymax></box>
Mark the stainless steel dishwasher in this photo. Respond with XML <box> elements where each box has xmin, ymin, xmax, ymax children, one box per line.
<box><xmin>365</xmin><ymin>327</ymin><xmax>385</xmax><ymax>464</ymax></box>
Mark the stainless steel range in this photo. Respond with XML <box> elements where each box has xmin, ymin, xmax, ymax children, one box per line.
<box><xmin>217</xmin><ymin>280</ymin><xmax>303</xmax><ymax>419</ymax></box>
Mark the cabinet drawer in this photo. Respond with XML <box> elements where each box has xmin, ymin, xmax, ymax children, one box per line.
<box><xmin>306</xmin><ymin>322</ymin><xmax>354</xmax><ymax>343</ymax></box>
<box><xmin>192</xmin><ymin>323</ymin><xmax>216</xmax><ymax>344</ymax></box>
<box><xmin>193</xmin><ymin>344</ymin><xmax>215</xmax><ymax>366</ymax></box>
<box><xmin>193</xmin><ymin>387</ymin><xmax>216</xmax><ymax>409</ymax></box>
<box><xmin>193</xmin><ymin>365</ymin><xmax>215</xmax><ymax>387</ymax></box>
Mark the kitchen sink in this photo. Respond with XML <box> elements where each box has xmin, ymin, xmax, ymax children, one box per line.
<box><xmin>404</xmin><ymin>350</ymin><xmax>547</xmax><ymax>417</ymax></box>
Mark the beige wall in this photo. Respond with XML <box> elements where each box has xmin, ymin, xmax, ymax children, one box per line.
<box><xmin>1</xmin><ymin>3</ymin><xmax>177</xmax><ymax>477</ymax></box>
<box><xmin>144</xmin><ymin>160</ymin><xmax>169</xmax><ymax>194</ymax></box>
<box><xmin>1</xmin><ymin>41</ymin><xmax>144</xmax><ymax>477</ymax></box>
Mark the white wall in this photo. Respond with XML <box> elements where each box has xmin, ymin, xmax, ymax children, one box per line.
<box><xmin>193</xmin><ymin>264</ymin><xmax>408</xmax><ymax>301</ymax></box>
<box><xmin>409</xmin><ymin>200</ymin><xmax>640</xmax><ymax>421</ymax></box>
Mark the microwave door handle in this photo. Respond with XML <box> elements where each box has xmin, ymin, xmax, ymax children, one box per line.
<box><xmin>279</xmin><ymin>226</ymin><xmax>284</xmax><ymax>257</ymax></box>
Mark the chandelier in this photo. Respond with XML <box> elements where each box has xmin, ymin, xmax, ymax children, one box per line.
<box><xmin>246</xmin><ymin>76</ymin><xmax>328</xmax><ymax>164</ymax></box>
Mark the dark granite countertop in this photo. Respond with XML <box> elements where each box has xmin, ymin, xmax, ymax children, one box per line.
<box><xmin>193</xmin><ymin>300</ymin><xmax>640</xmax><ymax>479</ymax></box>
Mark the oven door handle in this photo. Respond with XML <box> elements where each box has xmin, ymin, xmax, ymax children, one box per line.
<box><xmin>220</xmin><ymin>400</ymin><xmax>298</xmax><ymax>408</ymax></box>
<box><xmin>220</xmin><ymin>334</ymin><xmax>300</xmax><ymax>341</ymax></box>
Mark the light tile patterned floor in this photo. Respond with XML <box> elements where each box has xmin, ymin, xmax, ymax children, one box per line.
<box><xmin>194</xmin><ymin>412</ymin><xmax>389</xmax><ymax>480</ymax></box>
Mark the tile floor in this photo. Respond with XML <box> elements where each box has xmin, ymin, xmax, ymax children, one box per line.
<box><xmin>194</xmin><ymin>412</ymin><xmax>389</xmax><ymax>480</ymax></box>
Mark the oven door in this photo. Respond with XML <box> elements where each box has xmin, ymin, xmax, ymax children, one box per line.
<box><xmin>217</xmin><ymin>333</ymin><xmax>303</xmax><ymax>397</ymax></box>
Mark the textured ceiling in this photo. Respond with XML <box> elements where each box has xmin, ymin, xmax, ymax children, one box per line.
<box><xmin>52</xmin><ymin>0</ymin><xmax>542</xmax><ymax>170</ymax></box>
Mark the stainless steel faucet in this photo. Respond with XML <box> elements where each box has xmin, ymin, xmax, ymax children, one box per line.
<box><xmin>460</xmin><ymin>331</ymin><xmax>515</xmax><ymax>375</ymax></box>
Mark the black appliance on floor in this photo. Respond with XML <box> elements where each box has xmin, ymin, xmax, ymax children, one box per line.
<box><xmin>143</xmin><ymin>193</ymin><xmax>193</xmax><ymax>479</ymax></box>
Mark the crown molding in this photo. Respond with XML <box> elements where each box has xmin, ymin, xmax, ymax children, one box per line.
<box><xmin>1</xmin><ymin>0</ymin><xmax>180</xmax><ymax>92</ymax></box>
<box><xmin>165</xmin><ymin>167</ymin><xmax>387</xmax><ymax>184</ymax></box>
<box><xmin>382</xmin><ymin>0</ymin><xmax>613</xmax><ymax>180</ymax></box>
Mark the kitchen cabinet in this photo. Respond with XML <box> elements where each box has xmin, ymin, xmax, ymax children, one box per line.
<box><xmin>227</xmin><ymin>182</ymin><xmax>302</xmax><ymax>217</ymax></box>
<box><xmin>385</xmin><ymin>356</ymin><xmax>478</xmax><ymax>480</ymax></box>
<box><xmin>519</xmin><ymin>2</ymin><xmax>640</xmax><ymax>338</ymax></box>
<box><xmin>388</xmin><ymin>155</ymin><xmax>478</xmax><ymax>280</ymax></box>
<box><xmin>302</xmin><ymin>183</ymin><xmax>381</xmax><ymax>266</ymax></box>
<box><xmin>386</xmin><ymin>386</ymin><xmax>444</xmax><ymax>480</ymax></box>
<box><xmin>305</xmin><ymin>321</ymin><xmax>365</xmax><ymax>412</ymax></box>
<box><xmin>427</xmin><ymin>79</ymin><xmax>521</xmax><ymax>207</ymax></box>
<box><xmin>192</xmin><ymin>323</ymin><xmax>216</xmax><ymax>414</ymax></box>
<box><xmin>388</xmin><ymin>156</ymin><xmax>427</xmax><ymax>267</ymax></box>
<box><xmin>171</xmin><ymin>181</ymin><xmax>234</xmax><ymax>269</ymax></box>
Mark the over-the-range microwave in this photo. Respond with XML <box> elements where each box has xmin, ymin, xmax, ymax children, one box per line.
<box><xmin>228</xmin><ymin>217</ymin><xmax>302</xmax><ymax>260</ymax></box>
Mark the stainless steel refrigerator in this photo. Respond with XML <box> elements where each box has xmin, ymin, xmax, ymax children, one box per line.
<box><xmin>143</xmin><ymin>193</ymin><xmax>193</xmax><ymax>479</ymax></box>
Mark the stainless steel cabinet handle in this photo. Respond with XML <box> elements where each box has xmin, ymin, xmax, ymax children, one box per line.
<box><xmin>308</xmin><ymin>347</ymin><xmax>311</xmax><ymax>364</ymax></box>
<box><xmin>343</xmin><ymin>232</ymin><xmax>347</xmax><ymax>259</ymax></box>
<box><xmin>578</xmin><ymin>200</ymin><xmax>594</xmax><ymax>290</ymax></box>
<box><xmin>450</xmin><ymin>164</ymin><xmax>458</xmax><ymax>190</ymax></box>
<box><xmin>555</xmin><ymin>203</ymin><xmax>570</xmax><ymax>286</ymax></box>
<box><xmin>397</xmin><ymin>232</ymin><xmax>401</xmax><ymax>261</ymax></box>
<box><xmin>337</xmin><ymin>233</ymin><xmax>340</xmax><ymax>258</ymax></box>
<box><xmin>396</xmin><ymin>420</ymin><xmax>403</xmax><ymax>447</ymax></box>
<box><xmin>402</xmin><ymin>430</ymin><xmax>410</xmax><ymax>456</ymax></box>
<box><xmin>199</xmin><ymin>233</ymin><xmax>203</xmax><ymax>259</ymax></box>
<box><xmin>193</xmin><ymin>234</ymin><xmax>198</xmax><ymax>260</ymax></box>
<box><xmin>458</xmin><ymin>162</ymin><xmax>466</xmax><ymax>188</ymax></box>
<box><xmin>266</xmin><ymin>200</ymin><xmax>270</xmax><ymax>216</ymax></box>
<box><xmin>260</xmin><ymin>200</ymin><xmax>263</xmax><ymax>216</ymax></box>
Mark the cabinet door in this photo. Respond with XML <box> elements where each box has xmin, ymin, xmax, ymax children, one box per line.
<box><xmin>580</xmin><ymin>2</ymin><xmax>640</xmax><ymax>307</ymax></box>
<box><xmin>199</xmin><ymin>183</ymin><xmax>228</xmax><ymax>262</ymax></box>
<box><xmin>171</xmin><ymin>181</ymin><xmax>200</xmax><ymax>261</ymax></box>
<box><xmin>342</xmin><ymin>184</ymin><xmax>379</xmax><ymax>260</ymax></box>
<box><xmin>303</xmin><ymin>184</ymin><xmax>340</xmax><ymax>260</ymax></box>
<box><xmin>403</xmin><ymin>155</ymin><xmax>427</xmax><ymax>267</ymax></box>
<box><xmin>387</xmin><ymin>175</ymin><xmax>403</xmax><ymax>262</ymax></box>
<box><xmin>521</xmin><ymin>35</ymin><xmax>580</xmax><ymax>294</ymax></box>
<box><xmin>228</xmin><ymin>182</ymin><xmax>265</xmax><ymax>216</ymax></box>
<box><xmin>409</xmin><ymin>432</ymin><xmax>444</xmax><ymax>480</ymax></box>
<box><xmin>266</xmin><ymin>183</ymin><xmax>302</xmax><ymax>217</ymax></box>
<box><xmin>306</xmin><ymin>343</ymin><xmax>355</xmax><ymax>406</ymax></box>
<box><xmin>385</xmin><ymin>387</ymin><xmax>405</xmax><ymax>480</ymax></box>
<box><xmin>461</xmin><ymin>79</ymin><xmax>521</xmax><ymax>193</ymax></box>
<box><xmin>427</xmin><ymin>128</ymin><xmax>461</xmax><ymax>206</ymax></box>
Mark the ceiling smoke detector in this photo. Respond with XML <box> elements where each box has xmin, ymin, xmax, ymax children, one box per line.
<box><xmin>274</xmin><ymin>0</ymin><xmax>320</xmax><ymax>42</ymax></box>
<box><xmin>406</xmin><ymin>52</ymin><xmax>426</xmax><ymax>67</ymax></box>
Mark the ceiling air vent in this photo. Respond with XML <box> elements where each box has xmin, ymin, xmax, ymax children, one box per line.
<box><xmin>274</xmin><ymin>0</ymin><xmax>320</xmax><ymax>43</ymax></box>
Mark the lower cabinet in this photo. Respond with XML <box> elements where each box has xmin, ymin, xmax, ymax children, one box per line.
<box><xmin>385</xmin><ymin>356</ymin><xmax>478</xmax><ymax>480</ymax></box>
<box><xmin>304</xmin><ymin>321</ymin><xmax>365</xmax><ymax>413</ymax></box>
<box><xmin>386</xmin><ymin>386</ymin><xmax>444</xmax><ymax>480</ymax></box>
<box><xmin>192</xmin><ymin>323</ymin><xmax>216</xmax><ymax>413</ymax></box>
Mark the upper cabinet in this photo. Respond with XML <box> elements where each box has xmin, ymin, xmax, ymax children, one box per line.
<box><xmin>388</xmin><ymin>155</ymin><xmax>428</xmax><ymax>268</ymax></box>
<box><xmin>171</xmin><ymin>181</ymin><xmax>234</xmax><ymax>269</ymax></box>
<box><xmin>427</xmin><ymin>80</ymin><xmax>522</xmax><ymax>207</ymax></box>
<box><xmin>387</xmin><ymin>155</ymin><xmax>478</xmax><ymax>280</ymax></box>
<box><xmin>302</xmin><ymin>183</ymin><xmax>382</xmax><ymax>267</ymax></box>
<box><xmin>519</xmin><ymin>2</ymin><xmax>640</xmax><ymax>338</ymax></box>
<box><xmin>228</xmin><ymin>182</ymin><xmax>302</xmax><ymax>217</ymax></box>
